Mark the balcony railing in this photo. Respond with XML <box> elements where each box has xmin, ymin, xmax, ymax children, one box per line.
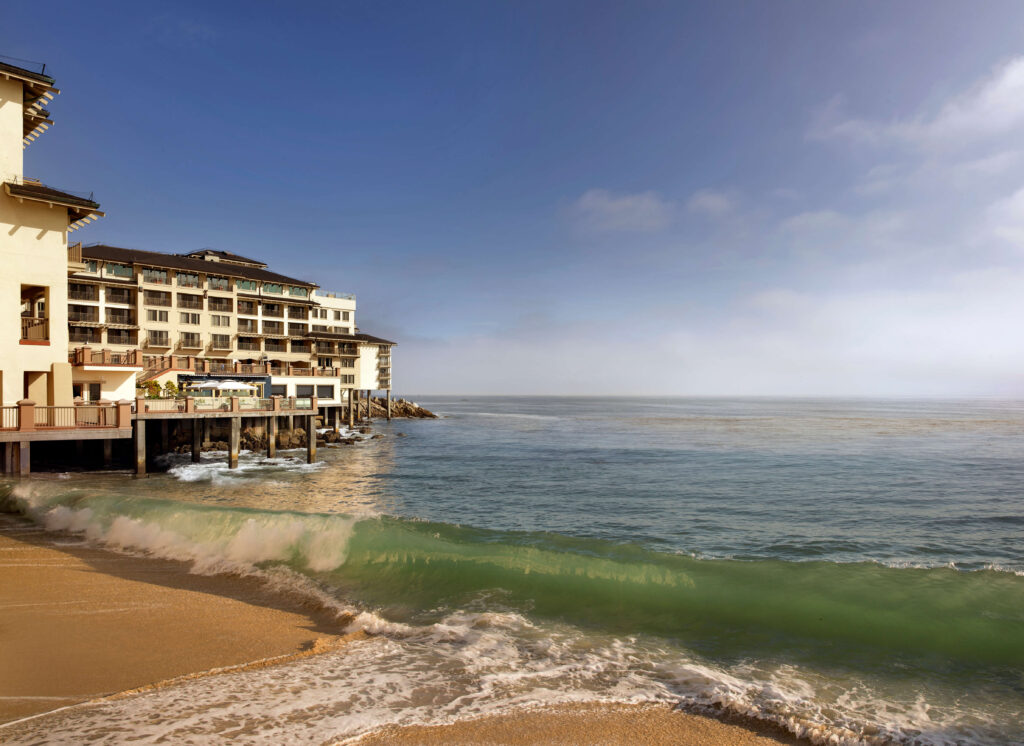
<box><xmin>70</xmin><ymin>348</ymin><xmax>141</xmax><ymax>366</ymax></box>
<box><xmin>209</xmin><ymin>299</ymin><xmax>232</xmax><ymax>313</ymax></box>
<box><xmin>238</xmin><ymin>340</ymin><xmax>261</xmax><ymax>351</ymax></box>
<box><xmin>178</xmin><ymin>296</ymin><xmax>203</xmax><ymax>309</ymax></box>
<box><xmin>21</xmin><ymin>317</ymin><xmax>48</xmax><ymax>341</ymax></box>
<box><xmin>2</xmin><ymin>404</ymin><xmax>123</xmax><ymax>430</ymax></box>
<box><xmin>105</xmin><ymin>311</ymin><xmax>136</xmax><ymax>325</ymax></box>
<box><xmin>69</xmin><ymin>310</ymin><xmax>99</xmax><ymax>323</ymax></box>
<box><xmin>69</xmin><ymin>288</ymin><xmax>99</xmax><ymax>302</ymax></box>
<box><xmin>106</xmin><ymin>290</ymin><xmax>133</xmax><ymax>304</ymax></box>
<box><xmin>69</xmin><ymin>331</ymin><xmax>101</xmax><ymax>344</ymax></box>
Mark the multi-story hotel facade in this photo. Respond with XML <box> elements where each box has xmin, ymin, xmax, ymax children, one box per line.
<box><xmin>66</xmin><ymin>245</ymin><xmax>393</xmax><ymax>407</ymax></box>
<box><xmin>1</xmin><ymin>54</ymin><xmax>394</xmax><ymax>416</ymax></box>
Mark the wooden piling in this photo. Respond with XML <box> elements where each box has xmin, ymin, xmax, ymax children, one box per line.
<box><xmin>134</xmin><ymin>420</ymin><xmax>146</xmax><ymax>476</ymax></box>
<box><xmin>229</xmin><ymin>418</ymin><xmax>240</xmax><ymax>469</ymax></box>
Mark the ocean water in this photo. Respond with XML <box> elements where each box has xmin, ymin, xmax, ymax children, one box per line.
<box><xmin>2</xmin><ymin>396</ymin><xmax>1023</xmax><ymax>744</ymax></box>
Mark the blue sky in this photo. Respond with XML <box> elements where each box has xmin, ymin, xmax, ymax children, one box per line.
<box><xmin>6</xmin><ymin>2</ymin><xmax>1024</xmax><ymax>395</ymax></box>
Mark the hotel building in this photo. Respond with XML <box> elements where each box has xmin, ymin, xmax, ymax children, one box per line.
<box><xmin>66</xmin><ymin>244</ymin><xmax>394</xmax><ymax>407</ymax></box>
<box><xmin>1</xmin><ymin>53</ymin><xmax>394</xmax><ymax>462</ymax></box>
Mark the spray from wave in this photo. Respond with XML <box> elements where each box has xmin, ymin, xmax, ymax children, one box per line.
<box><xmin>2</xmin><ymin>482</ymin><xmax>1021</xmax><ymax>745</ymax></box>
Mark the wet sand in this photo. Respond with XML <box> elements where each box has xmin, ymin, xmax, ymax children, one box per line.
<box><xmin>353</xmin><ymin>703</ymin><xmax>802</xmax><ymax>745</ymax></box>
<box><xmin>0</xmin><ymin>512</ymin><xmax>796</xmax><ymax>744</ymax></box>
<box><xmin>0</xmin><ymin>512</ymin><xmax>349</xmax><ymax>724</ymax></box>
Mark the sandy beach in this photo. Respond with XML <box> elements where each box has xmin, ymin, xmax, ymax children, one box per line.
<box><xmin>0</xmin><ymin>510</ymin><xmax>798</xmax><ymax>744</ymax></box>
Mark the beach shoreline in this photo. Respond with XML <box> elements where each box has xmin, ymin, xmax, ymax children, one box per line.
<box><xmin>0</xmin><ymin>509</ymin><xmax>799</xmax><ymax>744</ymax></box>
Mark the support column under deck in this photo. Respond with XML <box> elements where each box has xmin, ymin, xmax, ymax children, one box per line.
<box><xmin>267</xmin><ymin>415</ymin><xmax>277</xmax><ymax>458</ymax></box>
<box><xmin>306</xmin><ymin>414</ymin><xmax>316</xmax><ymax>464</ymax></box>
<box><xmin>386</xmin><ymin>390</ymin><xmax>391</xmax><ymax>420</ymax></box>
<box><xmin>348</xmin><ymin>391</ymin><xmax>355</xmax><ymax>428</ymax></box>
<box><xmin>229</xmin><ymin>418</ymin><xmax>240</xmax><ymax>469</ymax></box>
<box><xmin>192</xmin><ymin>419</ymin><xmax>201</xmax><ymax>463</ymax></box>
<box><xmin>134</xmin><ymin>420</ymin><xmax>146</xmax><ymax>477</ymax></box>
<box><xmin>103</xmin><ymin>438</ymin><xmax>113</xmax><ymax>467</ymax></box>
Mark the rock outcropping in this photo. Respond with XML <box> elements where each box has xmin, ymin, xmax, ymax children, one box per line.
<box><xmin>366</xmin><ymin>397</ymin><xmax>437</xmax><ymax>419</ymax></box>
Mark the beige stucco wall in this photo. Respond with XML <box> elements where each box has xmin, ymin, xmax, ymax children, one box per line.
<box><xmin>0</xmin><ymin>77</ymin><xmax>23</xmax><ymax>183</ymax></box>
<box><xmin>71</xmin><ymin>368</ymin><xmax>137</xmax><ymax>401</ymax></box>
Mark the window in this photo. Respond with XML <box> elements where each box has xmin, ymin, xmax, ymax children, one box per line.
<box><xmin>238</xmin><ymin>319</ymin><xmax>258</xmax><ymax>333</ymax></box>
<box><xmin>263</xmin><ymin>320</ymin><xmax>283</xmax><ymax>335</ymax></box>
<box><xmin>177</xmin><ymin>293</ymin><xmax>203</xmax><ymax>309</ymax></box>
<box><xmin>340</xmin><ymin>358</ymin><xmax>354</xmax><ymax>368</ymax></box>
<box><xmin>236</xmin><ymin>279</ymin><xmax>257</xmax><ymax>291</ymax></box>
<box><xmin>176</xmin><ymin>272</ymin><xmax>199</xmax><ymax>287</ymax></box>
<box><xmin>341</xmin><ymin>375</ymin><xmax>354</xmax><ymax>384</ymax></box>
<box><xmin>180</xmin><ymin>332</ymin><xmax>201</xmax><ymax>348</ymax></box>
<box><xmin>316</xmin><ymin>385</ymin><xmax>334</xmax><ymax>399</ymax></box>
<box><xmin>318</xmin><ymin>357</ymin><xmax>333</xmax><ymax>368</ymax></box>
<box><xmin>288</xmin><ymin>323</ymin><xmax>308</xmax><ymax>336</ymax></box>
<box><xmin>106</xmin><ymin>262</ymin><xmax>132</xmax><ymax>278</ymax></box>
<box><xmin>291</xmin><ymin>340</ymin><xmax>311</xmax><ymax>353</ymax></box>
<box><xmin>332</xmin><ymin>310</ymin><xmax>340</xmax><ymax>320</ymax></box>
<box><xmin>208</xmin><ymin>297</ymin><xmax>232</xmax><ymax>312</ymax></box>
<box><xmin>264</xmin><ymin>283</ymin><xmax>282</xmax><ymax>294</ymax></box>
<box><xmin>69</xmin><ymin>283</ymin><xmax>98</xmax><ymax>301</ymax></box>
<box><xmin>211</xmin><ymin>314</ymin><xmax>231</xmax><ymax>327</ymax></box>
<box><xmin>263</xmin><ymin>303</ymin><xmax>282</xmax><ymax>317</ymax></box>
<box><xmin>212</xmin><ymin>334</ymin><xmax>231</xmax><ymax>349</ymax></box>
<box><xmin>287</xmin><ymin>305</ymin><xmax>306</xmax><ymax>319</ymax></box>
<box><xmin>208</xmin><ymin>275</ymin><xmax>229</xmax><ymax>291</ymax></box>
<box><xmin>296</xmin><ymin>385</ymin><xmax>314</xmax><ymax>397</ymax></box>
<box><xmin>238</xmin><ymin>337</ymin><xmax>260</xmax><ymax>351</ymax></box>
<box><xmin>146</xmin><ymin>309</ymin><xmax>168</xmax><ymax>322</ymax></box>
<box><xmin>289</xmin><ymin>286</ymin><xmax>309</xmax><ymax>297</ymax></box>
<box><xmin>84</xmin><ymin>260</ymin><xmax>98</xmax><ymax>273</ymax></box>
<box><xmin>144</xmin><ymin>290</ymin><xmax>171</xmax><ymax>307</ymax></box>
<box><xmin>88</xmin><ymin>383</ymin><xmax>101</xmax><ymax>401</ymax></box>
<box><xmin>106</xmin><ymin>288</ymin><xmax>132</xmax><ymax>304</ymax></box>
<box><xmin>270</xmin><ymin>384</ymin><xmax>287</xmax><ymax>397</ymax></box>
<box><xmin>265</xmin><ymin>339</ymin><xmax>287</xmax><ymax>352</ymax></box>
<box><xmin>142</xmin><ymin>268</ymin><xmax>169</xmax><ymax>284</ymax></box>
<box><xmin>106</xmin><ymin>308</ymin><xmax>134</xmax><ymax>324</ymax></box>
<box><xmin>312</xmin><ymin>324</ymin><xmax>329</xmax><ymax>332</ymax></box>
<box><xmin>180</xmin><ymin>312</ymin><xmax>200</xmax><ymax>325</ymax></box>
<box><xmin>147</xmin><ymin>330</ymin><xmax>169</xmax><ymax>346</ymax></box>
<box><xmin>109</xmin><ymin>329</ymin><xmax>137</xmax><ymax>345</ymax></box>
<box><xmin>238</xmin><ymin>300</ymin><xmax>257</xmax><ymax>315</ymax></box>
<box><xmin>333</xmin><ymin>326</ymin><xmax>351</xmax><ymax>335</ymax></box>
<box><xmin>342</xmin><ymin>311</ymin><xmax>350</xmax><ymax>321</ymax></box>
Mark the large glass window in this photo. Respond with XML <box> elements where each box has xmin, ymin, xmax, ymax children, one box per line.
<box><xmin>316</xmin><ymin>385</ymin><xmax>334</xmax><ymax>399</ymax></box>
<box><xmin>211</xmin><ymin>314</ymin><xmax>231</xmax><ymax>327</ymax></box>
<box><xmin>176</xmin><ymin>272</ymin><xmax>199</xmax><ymax>287</ymax></box>
<box><xmin>296</xmin><ymin>385</ymin><xmax>314</xmax><ymax>397</ymax></box>
<box><xmin>263</xmin><ymin>283</ymin><xmax>282</xmax><ymax>294</ymax></box>
<box><xmin>143</xmin><ymin>268</ymin><xmax>169</xmax><ymax>284</ymax></box>
<box><xmin>180</xmin><ymin>332</ymin><xmax>201</xmax><ymax>347</ymax></box>
<box><xmin>211</xmin><ymin>334</ymin><xmax>231</xmax><ymax>349</ymax></box>
<box><xmin>289</xmin><ymin>286</ymin><xmax>309</xmax><ymax>297</ymax></box>
<box><xmin>180</xmin><ymin>312</ymin><xmax>200</xmax><ymax>325</ymax></box>
<box><xmin>236</xmin><ymin>279</ymin><xmax>257</xmax><ymax>291</ymax></box>
<box><xmin>106</xmin><ymin>262</ymin><xmax>133</xmax><ymax>278</ymax></box>
<box><xmin>146</xmin><ymin>309</ymin><xmax>168</xmax><ymax>322</ymax></box>
<box><xmin>208</xmin><ymin>275</ymin><xmax>229</xmax><ymax>291</ymax></box>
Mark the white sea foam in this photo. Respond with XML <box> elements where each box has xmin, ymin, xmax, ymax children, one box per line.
<box><xmin>1</xmin><ymin>484</ymin><xmax>1011</xmax><ymax>746</ymax></box>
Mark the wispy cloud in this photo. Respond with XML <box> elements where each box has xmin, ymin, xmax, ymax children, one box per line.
<box><xmin>987</xmin><ymin>187</ymin><xmax>1024</xmax><ymax>244</ymax></box>
<box><xmin>569</xmin><ymin>189</ymin><xmax>673</xmax><ymax>232</ymax></box>
<box><xmin>686</xmin><ymin>189</ymin><xmax>734</xmax><ymax>218</ymax></box>
<box><xmin>810</xmin><ymin>56</ymin><xmax>1024</xmax><ymax>149</ymax></box>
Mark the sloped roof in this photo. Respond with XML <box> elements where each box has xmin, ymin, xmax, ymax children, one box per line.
<box><xmin>82</xmin><ymin>244</ymin><xmax>318</xmax><ymax>288</ymax></box>
<box><xmin>184</xmin><ymin>249</ymin><xmax>268</xmax><ymax>267</ymax></box>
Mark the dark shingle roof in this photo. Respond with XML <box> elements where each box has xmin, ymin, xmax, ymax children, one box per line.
<box><xmin>82</xmin><ymin>244</ymin><xmax>318</xmax><ymax>288</ymax></box>
<box><xmin>5</xmin><ymin>181</ymin><xmax>99</xmax><ymax>210</ymax></box>
<box><xmin>305</xmin><ymin>330</ymin><xmax>396</xmax><ymax>346</ymax></box>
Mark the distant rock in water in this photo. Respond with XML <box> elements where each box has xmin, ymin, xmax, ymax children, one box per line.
<box><xmin>369</xmin><ymin>397</ymin><xmax>438</xmax><ymax>419</ymax></box>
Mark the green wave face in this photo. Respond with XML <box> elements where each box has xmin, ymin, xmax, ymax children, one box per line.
<box><xmin>335</xmin><ymin>516</ymin><xmax>1024</xmax><ymax>671</ymax></box>
<box><xmin>9</xmin><ymin>486</ymin><xmax>1024</xmax><ymax>678</ymax></box>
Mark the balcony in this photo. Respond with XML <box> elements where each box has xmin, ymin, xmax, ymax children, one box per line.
<box><xmin>105</xmin><ymin>310</ymin><xmax>136</xmax><ymax>326</ymax></box>
<box><xmin>262</xmin><ymin>307</ymin><xmax>283</xmax><ymax>318</ymax></box>
<box><xmin>209</xmin><ymin>298</ymin><xmax>232</xmax><ymax>313</ymax></box>
<box><xmin>144</xmin><ymin>334</ymin><xmax>171</xmax><ymax>349</ymax></box>
<box><xmin>238</xmin><ymin>321</ymin><xmax>258</xmax><ymax>334</ymax></box>
<box><xmin>69</xmin><ymin>308</ymin><xmax>100</xmax><ymax>323</ymax></box>
<box><xmin>143</xmin><ymin>292</ymin><xmax>171</xmax><ymax>308</ymax></box>
<box><xmin>69</xmin><ymin>286</ymin><xmax>99</xmax><ymax>302</ymax></box>
<box><xmin>210</xmin><ymin>336</ymin><xmax>232</xmax><ymax>351</ymax></box>
<box><xmin>69</xmin><ymin>329</ymin><xmax>101</xmax><ymax>344</ymax></box>
<box><xmin>177</xmin><ymin>294</ymin><xmax>203</xmax><ymax>310</ymax></box>
<box><xmin>263</xmin><ymin>322</ymin><xmax>284</xmax><ymax>336</ymax></box>
<box><xmin>287</xmin><ymin>306</ymin><xmax>307</xmax><ymax>319</ymax></box>
<box><xmin>20</xmin><ymin>317</ymin><xmax>48</xmax><ymax>342</ymax></box>
<box><xmin>177</xmin><ymin>335</ymin><xmax>203</xmax><ymax>350</ymax></box>
<box><xmin>70</xmin><ymin>348</ymin><xmax>141</xmax><ymax>366</ymax></box>
<box><xmin>106</xmin><ymin>289</ymin><xmax>133</xmax><ymax>304</ymax></box>
<box><xmin>238</xmin><ymin>338</ymin><xmax>261</xmax><ymax>352</ymax></box>
<box><xmin>265</xmin><ymin>340</ymin><xmax>287</xmax><ymax>353</ymax></box>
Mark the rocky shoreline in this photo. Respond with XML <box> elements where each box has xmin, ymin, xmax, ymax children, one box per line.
<box><xmin>169</xmin><ymin>397</ymin><xmax>437</xmax><ymax>453</ymax></box>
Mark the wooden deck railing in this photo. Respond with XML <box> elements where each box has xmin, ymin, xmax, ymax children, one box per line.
<box><xmin>0</xmin><ymin>401</ymin><xmax>130</xmax><ymax>432</ymax></box>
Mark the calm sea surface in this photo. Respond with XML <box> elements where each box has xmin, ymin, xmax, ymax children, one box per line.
<box><xmin>3</xmin><ymin>397</ymin><xmax>1023</xmax><ymax>744</ymax></box>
